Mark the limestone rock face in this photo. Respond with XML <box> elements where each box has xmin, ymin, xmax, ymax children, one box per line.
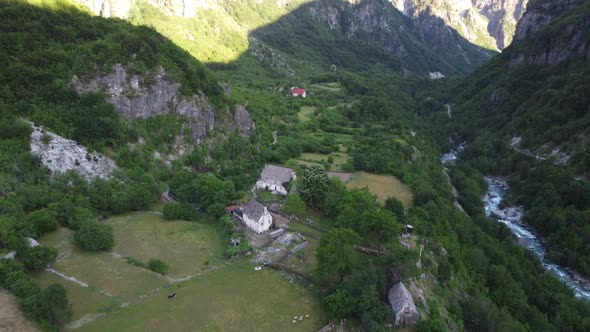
<box><xmin>71</xmin><ymin>64</ymin><xmax>252</xmax><ymax>144</ymax></box>
<box><xmin>233</xmin><ymin>105</ymin><xmax>252</xmax><ymax>137</ymax></box>
<box><xmin>75</xmin><ymin>0</ymin><xmax>135</xmax><ymax>18</ymax></box>
<box><xmin>513</xmin><ymin>0</ymin><xmax>582</xmax><ymax>42</ymax></box>
<box><xmin>74</xmin><ymin>0</ymin><xmax>219</xmax><ymax>18</ymax></box>
<box><xmin>391</xmin><ymin>0</ymin><xmax>528</xmax><ymax>50</ymax></box>
<box><xmin>509</xmin><ymin>0</ymin><xmax>589</xmax><ymax>67</ymax></box>
<box><xmin>308</xmin><ymin>0</ymin><xmax>494</xmax><ymax>74</ymax></box>
<box><xmin>30</xmin><ymin>125</ymin><xmax>117</xmax><ymax>180</ymax></box>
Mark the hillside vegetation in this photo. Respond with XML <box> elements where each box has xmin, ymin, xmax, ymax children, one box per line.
<box><xmin>421</xmin><ymin>0</ymin><xmax>590</xmax><ymax>276</ymax></box>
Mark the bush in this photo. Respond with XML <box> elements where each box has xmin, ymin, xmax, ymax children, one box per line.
<box><xmin>40</xmin><ymin>283</ymin><xmax>71</xmax><ymax>328</ymax></box>
<box><xmin>147</xmin><ymin>259</ymin><xmax>169</xmax><ymax>275</ymax></box>
<box><xmin>74</xmin><ymin>220</ymin><xmax>113</xmax><ymax>251</ymax></box>
<box><xmin>27</xmin><ymin>209</ymin><xmax>59</xmax><ymax>237</ymax></box>
<box><xmin>20</xmin><ymin>246</ymin><xmax>57</xmax><ymax>271</ymax></box>
<box><xmin>124</xmin><ymin>256</ymin><xmax>146</xmax><ymax>268</ymax></box>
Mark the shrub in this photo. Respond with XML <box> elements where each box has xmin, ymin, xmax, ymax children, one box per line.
<box><xmin>20</xmin><ymin>246</ymin><xmax>57</xmax><ymax>271</ymax></box>
<box><xmin>27</xmin><ymin>209</ymin><xmax>59</xmax><ymax>237</ymax></box>
<box><xmin>74</xmin><ymin>220</ymin><xmax>113</xmax><ymax>251</ymax></box>
<box><xmin>124</xmin><ymin>256</ymin><xmax>146</xmax><ymax>268</ymax></box>
<box><xmin>147</xmin><ymin>259</ymin><xmax>168</xmax><ymax>275</ymax></box>
<box><xmin>162</xmin><ymin>201</ymin><xmax>196</xmax><ymax>221</ymax></box>
<box><xmin>40</xmin><ymin>283</ymin><xmax>71</xmax><ymax>328</ymax></box>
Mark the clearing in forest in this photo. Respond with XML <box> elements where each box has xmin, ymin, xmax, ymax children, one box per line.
<box><xmin>297</xmin><ymin>106</ymin><xmax>316</xmax><ymax>122</ymax></box>
<box><xmin>310</xmin><ymin>82</ymin><xmax>342</xmax><ymax>92</ymax></box>
<box><xmin>346</xmin><ymin>172</ymin><xmax>414</xmax><ymax>207</ymax></box>
<box><xmin>300</xmin><ymin>152</ymin><xmax>350</xmax><ymax>172</ymax></box>
<box><xmin>78</xmin><ymin>261</ymin><xmax>327</xmax><ymax>332</ymax></box>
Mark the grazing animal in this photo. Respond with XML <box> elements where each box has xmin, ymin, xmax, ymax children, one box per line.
<box><xmin>168</xmin><ymin>292</ymin><xmax>177</xmax><ymax>299</ymax></box>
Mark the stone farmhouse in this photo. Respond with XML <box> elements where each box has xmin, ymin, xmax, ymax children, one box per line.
<box><xmin>227</xmin><ymin>200</ymin><xmax>273</xmax><ymax>234</ymax></box>
<box><xmin>256</xmin><ymin>164</ymin><xmax>296</xmax><ymax>196</ymax></box>
<box><xmin>388</xmin><ymin>282</ymin><xmax>419</xmax><ymax>326</ymax></box>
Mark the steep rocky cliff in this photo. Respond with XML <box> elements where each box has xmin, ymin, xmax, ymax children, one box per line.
<box><xmin>303</xmin><ymin>0</ymin><xmax>494</xmax><ymax>73</ymax></box>
<box><xmin>391</xmin><ymin>0</ymin><xmax>528</xmax><ymax>50</ymax></box>
<box><xmin>71</xmin><ymin>64</ymin><xmax>252</xmax><ymax>144</ymax></box>
<box><xmin>509</xmin><ymin>0</ymin><xmax>589</xmax><ymax>66</ymax></box>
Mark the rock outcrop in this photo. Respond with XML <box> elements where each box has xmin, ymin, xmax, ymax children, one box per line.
<box><xmin>307</xmin><ymin>0</ymin><xmax>494</xmax><ymax>74</ymax></box>
<box><xmin>71</xmin><ymin>64</ymin><xmax>252</xmax><ymax>144</ymax></box>
<box><xmin>75</xmin><ymin>0</ymin><xmax>134</xmax><ymax>18</ymax></box>
<box><xmin>30</xmin><ymin>125</ymin><xmax>117</xmax><ymax>180</ymax></box>
<box><xmin>509</xmin><ymin>0</ymin><xmax>589</xmax><ymax>67</ymax></box>
<box><xmin>391</xmin><ymin>0</ymin><xmax>528</xmax><ymax>50</ymax></box>
<box><xmin>513</xmin><ymin>0</ymin><xmax>582</xmax><ymax>42</ymax></box>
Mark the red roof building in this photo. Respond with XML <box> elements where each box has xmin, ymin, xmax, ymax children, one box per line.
<box><xmin>291</xmin><ymin>88</ymin><xmax>306</xmax><ymax>98</ymax></box>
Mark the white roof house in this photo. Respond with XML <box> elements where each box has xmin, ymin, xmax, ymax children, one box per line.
<box><xmin>256</xmin><ymin>164</ymin><xmax>296</xmax><ymax>196</ymax></box>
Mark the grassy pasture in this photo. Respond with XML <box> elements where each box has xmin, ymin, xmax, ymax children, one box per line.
<box><xmin>32</xmin><ymin>272</ymin><xmax>118</xmax><ymax>322</ymax></box>
<box><xmin>311</xmin><ymin>82</ymin><xmax>342</xmax><ymax>92</ymax></box>
<box><xmin>300</xmin><ymin>152</ymin><xmax>349</xmax><ymax>171</ymax></box>
<box><xmin>108</xmin><ymin>213</ymin><xmax>224</xmax><ymax>278</ymax></box>
<box><xmin>297</xmin><ymin>106</ymin><xmax>316</xmax><ymax>122</ymax></box>
<box><xmin>32</xmin><ymin>212</ymin><xmax>327</xmax><ymax>331</ymax></box>
<box><xmin>312</xmin><ymin>132</ymin><xmax>354</xmax><ymax>144</ymax></box>
<box><xmin>80</xmin><ymin>261</ymin><xmax>327</xmax><ymax>332</ymax></box>
<box><xmin>346</xmin><ymin>172</ymin><xmax>414</xmax><ymax>207</ymax></box>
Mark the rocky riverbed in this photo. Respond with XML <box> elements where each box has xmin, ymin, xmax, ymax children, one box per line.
<box><xmin>484</xmin><ymin>176</ymin><xmax>590</xmax><ymax>301</ymax></box>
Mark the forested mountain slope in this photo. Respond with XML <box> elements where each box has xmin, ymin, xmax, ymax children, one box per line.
<box><xmin>421</xmin><ymin>0</ymin><xmax>590</xmax><ymax>275</ymax></box>
<box><xmin>71</xmin><ymin>0</ymin><xmax>495</xmax><ymax>76</ymax></box>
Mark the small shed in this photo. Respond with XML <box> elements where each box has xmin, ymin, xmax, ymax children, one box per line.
<box><xmin>388</xmin><ymin>282</ymin><xmax>419</xmax><ymax>326</ymax></box>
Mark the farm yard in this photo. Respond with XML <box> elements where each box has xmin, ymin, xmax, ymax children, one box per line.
<box><xmin>28</xmin><ymin>210</ymin><xmax>327</xmax><ymax>331</ymax></box>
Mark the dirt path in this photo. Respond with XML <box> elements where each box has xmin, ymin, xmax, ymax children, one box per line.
<box><xmin>444</xmin><ymin>104</ymin><xmax>452</xmax><ymax>118</ymax></box>
<box><xmin>0</xmin><ymin>291</ymin><xmax>39</xmax><ymax>332</ymax></box>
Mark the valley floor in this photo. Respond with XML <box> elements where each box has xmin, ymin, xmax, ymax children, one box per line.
<box><xmin>32</xmin><ymin>210</ymin><xmax>327</xmax><ymax>331</ymax></box>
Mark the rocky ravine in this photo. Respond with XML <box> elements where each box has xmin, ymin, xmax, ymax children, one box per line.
<box><xmin>71</xmin><ymin>64</ymin><xmax>252</xmax><ymax>144</ymax></box>
<box><xmin>30</xmin><ymin>125</ymin><xmax>117</xmax><ymax>180</ymax></box>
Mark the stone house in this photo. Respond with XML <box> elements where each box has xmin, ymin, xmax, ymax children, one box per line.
<box><xmin>388</xmin><ymin>282</ymin><xmax>419</xmax><ymax>326</ymax></box>
<box><xmin>241</xmin><ymin>200</ymin><xmax>273</xmax><ymax>234</ymax></box>
<box><xmin>256</xmin><ymin>164</ymin><xmax>296</xmax><ymax>196</ymax></box>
